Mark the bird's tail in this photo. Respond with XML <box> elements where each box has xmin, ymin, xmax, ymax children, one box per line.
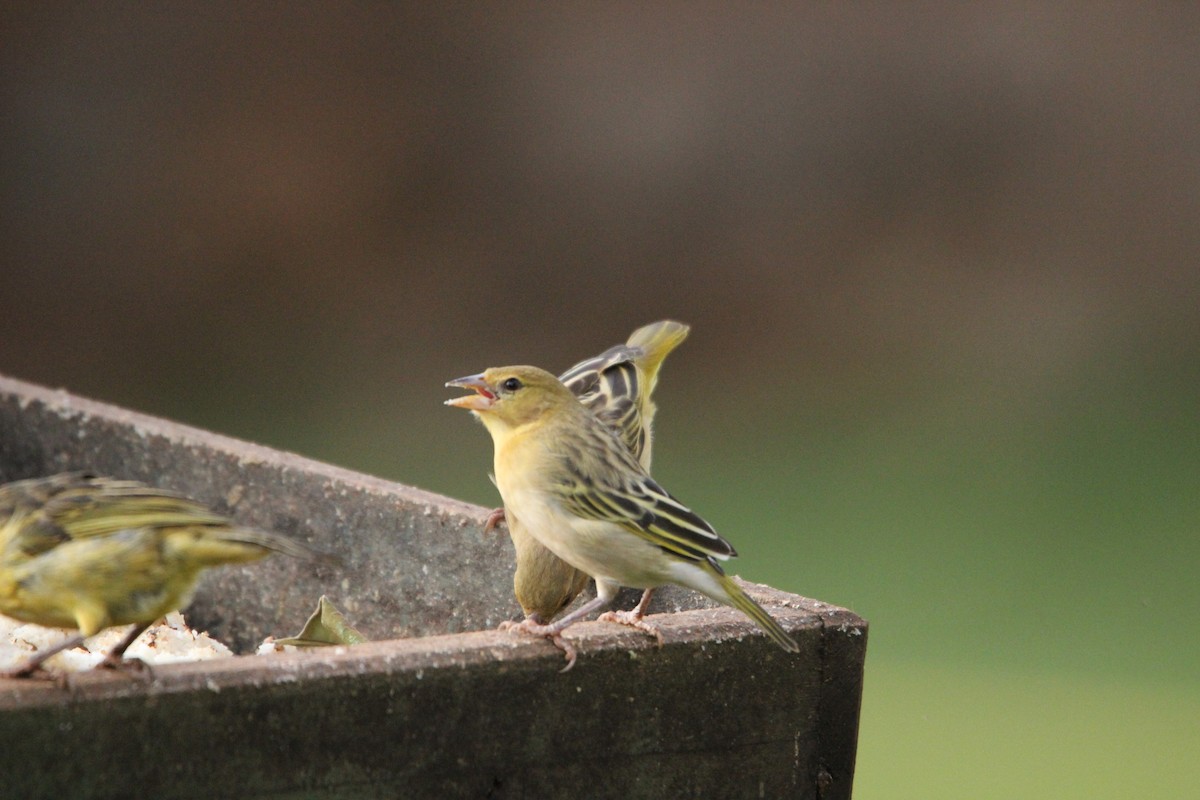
<box><xmin>716</xmin><ymin>570</ymin><xmax>800</xmax><ymax>652</ymax></box>
<box><xmin>186</xmin><ymin>525</ymin><xmax>336</xmax><ymax>567</ymax></box>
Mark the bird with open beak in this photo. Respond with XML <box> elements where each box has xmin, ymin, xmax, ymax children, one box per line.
<box><xmin>446</xmin><ymin>365</ymin><xmax>798</xmax><ymax>670</ymax></box>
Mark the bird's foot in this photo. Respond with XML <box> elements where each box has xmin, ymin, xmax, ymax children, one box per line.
<box><xmin>500</xmin><ymin>617</ymin><xmax>579</xmax><ymax>672</ymax></box>
<box><xmin>598</xmin><ymin>609</ymin><xmax>665</xmax><ymax>646</ymax></box>
<box><xmin>1</xmin><ymin>634</ymin><xmax>86</xmax><ymax>681</ymax></box>
<box><xmin>483</xmin><ymin>507</ymin><xmax>506</xmax><ymax>534</ymax></box>
<box><xmin>0</xmin><ymin>662</ymin><xmax>53</xmax><ymax>681</ymax></box>
<box><xmin>96</xmin><ymin>654</ymin><xmax>155</xmax><ymax>682</ymax></box>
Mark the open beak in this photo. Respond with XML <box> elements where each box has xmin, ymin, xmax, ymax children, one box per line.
<box><xmin>445</xmin><ymin>373</ymin><xmax>496</xmax><ymax>411</ymax></box>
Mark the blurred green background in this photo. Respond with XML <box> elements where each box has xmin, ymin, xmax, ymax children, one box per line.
<box><xmin>3</xmin><ymin>5</ymin><xmax>1197</xmax><ymax>797</ymax></box>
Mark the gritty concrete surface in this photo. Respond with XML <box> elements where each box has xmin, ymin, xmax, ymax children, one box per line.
<box><xmin>0</xmin><ymin>373</ymin><xmax>867</xmax><ymax>798</ymax></box>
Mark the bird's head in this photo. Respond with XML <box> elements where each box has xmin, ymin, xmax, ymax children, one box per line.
<box><xmin>445</xmin><ymin>365</ymin><xmax>578</xmax><ymax>431</ymax></box>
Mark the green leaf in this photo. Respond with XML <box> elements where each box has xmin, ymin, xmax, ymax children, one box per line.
<box><xmin>275</xmin><ymin>595</ymin><xmax>367</xmax><ymax>647</ymax></box>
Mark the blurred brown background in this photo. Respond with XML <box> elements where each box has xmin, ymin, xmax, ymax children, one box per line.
<box><xmin>2</xmin><ymin>5</ymin><xmax>1198</xmax><ymax>797</ymax></box>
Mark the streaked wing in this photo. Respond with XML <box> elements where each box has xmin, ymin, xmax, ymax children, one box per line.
<box><xmin>559</xmin><ymin>344</ymin><xmax>645</xmax><ymax>459</ymax></box>
<box><xmin>41</xmin><ymin>480</ymin><xmax>229</xmax><ymax>539</ymax></box>
<box><xmin>553</xmin><ymin>426</ymin><xmax>735</xmax><ymax>563</ymax></box>
<box><xmin>1</xmin><ymin>473</ymin><xmax>229</xmax><ymax>559</ymax></box>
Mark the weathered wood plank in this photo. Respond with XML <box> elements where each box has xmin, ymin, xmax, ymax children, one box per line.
<box><xmin>0</xmin><ymin>373</ymin><xmax>866</xmax><ymax>798</ymax></box>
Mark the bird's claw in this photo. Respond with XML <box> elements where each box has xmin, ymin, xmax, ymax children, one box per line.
<box><xmin>550</xmin><ymin>633</ymin><xmax>578</xmax><ymax>672</ymax></box>
<box><xmin>598</xmin><ymin>609</ymin><xmax>665</xmax><ymax>646</ymax></box>
<box><xmin>500</xmin><ymin>617</ymin><xmax>579</xmax><ymax>672</ymax></box>
<box><xmin>0</xmin><ymin>663</ymin><xmax>51</xmax><ymax>681</ymax></box>
<box><xmin>483</xmin><ymin>508</ymin><xmax>507</xmax><ymax>534</ymax></box>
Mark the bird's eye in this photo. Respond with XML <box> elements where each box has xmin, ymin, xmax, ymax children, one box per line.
<box><xmin>501</xmin><ymin>377</ymin><xmax>522</xmax><ymax>392</ymax></box>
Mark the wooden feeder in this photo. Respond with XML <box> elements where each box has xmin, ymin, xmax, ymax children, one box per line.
<box><xmin>0</xmin><ymin>374</ymin><xmax>867</xmax><ymax>798</ymax></box>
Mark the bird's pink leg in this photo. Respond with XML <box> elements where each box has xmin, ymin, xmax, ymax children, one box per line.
<box><xmin>95</xmin><ymin>621</ymin><xmax>155</xmax><ymax>679</ymax></box>
<box><xmin>503</xmin><ymin>594</ymin><xmax>613</xmax><ymax>672</ymax></box>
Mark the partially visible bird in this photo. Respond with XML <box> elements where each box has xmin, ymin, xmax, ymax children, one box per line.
<box><xmin>558</xmin><ymin>319</ymin><xmax>690</xmax><ymax>466</ymax></box>
<box><xmin>446</xmin><ymin>366</ymin><xmax>799</xmax><ymax>668</ymax></box>
<box><xmin>0</xmin><ymin>472</ymin><xmax>318</xmax><ymax>678</ymax></box>
<box><xmin>489</xmin><ymin>320</ymin><xmax>690</xmax><ymax>630</ymax></box>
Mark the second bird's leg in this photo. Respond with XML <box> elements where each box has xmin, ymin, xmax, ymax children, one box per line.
<box><xmin>598</xmin><ymin>589</ymin><xmax>664</xmax><ymax>644</ymax></box>
<box><xmin>96</xmin><ymin>620</ymin><xmax>156</xmax><ymax>678</ymax></box>
<box><xmin>499</xmin><ymin>624</ymin><xmax>578</xmax><ymax>672</ymax></box>
<box><xmin>0</xmin><ymin>633</ymin><xmax>86</xmax><ymax>679</ymax></box>
<box><xmin>504</xmin><ymin>590</ymin><xmax>617</xmax><ymax>672</ymax></box>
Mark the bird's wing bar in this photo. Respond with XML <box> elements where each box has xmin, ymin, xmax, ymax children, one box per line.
<box><xmin>557</xmin><ymin>470</ymin><xmax>735</xmax><ymax>563</ymax></box>
<box><xmin>43</xmin><ymin>483</ymin><xmax>230</xmax><ymax>539</ymax></box>
<box><xmin>558</xmin><ymin>343</ymin><xmax>636</xmax><ymax>393</ymax></box>
<box><xmin>560</xmin><ymin>347</ymin><xmax>643</xmax><ymax>458</ymax></box>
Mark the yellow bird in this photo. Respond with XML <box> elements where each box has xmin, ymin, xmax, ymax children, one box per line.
<box><xmin>446</xmin><ymin>366</ymin><xmax>799</xmax><ymax>668</ymax></box>
<box><xmin>0</xmin><ymin>472</ymin><xmax>318</xmax><ymax>678</ymax></box>
<box><xmin>490</xmin><ymin>320</ymin><xmax>689</xmax><ymax>628</ymax></box>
